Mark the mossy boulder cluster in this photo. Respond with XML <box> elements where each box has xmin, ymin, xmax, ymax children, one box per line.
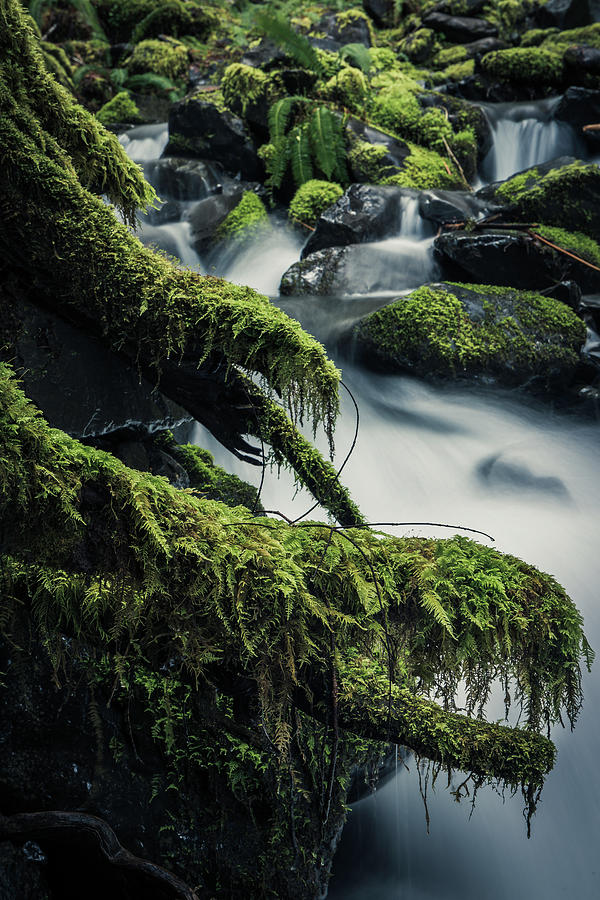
<box><xmin>0</xmin><ymin>0</ymin><xmax>598</xmax><ymax>898</ymax></box>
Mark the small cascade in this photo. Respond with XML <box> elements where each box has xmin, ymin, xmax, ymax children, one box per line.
<box><xmin>137</xmin><ymin>220</ymin><xmax>202</xmax><ymax>270</ymax></box>
<box><xmin>397</xmin><ymin>193</ymin><xmax>431</xmax><ymax>240</ymax></box>
<box><xmin>216</xmin><ymin>224</ymin><xmax>306</xmax><ymax>296</ymax></box>
<box><xmin>118</xmin><ymin>123</ymin><xmax>168</xmax><ymax>164</ymax></box>
<box><xmin>480</xmin><ymin>98</ymin><xmax>582</xmax><ymax>183</ymax></box>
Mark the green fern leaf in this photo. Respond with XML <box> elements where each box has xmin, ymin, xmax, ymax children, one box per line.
<box><xmin>289</xmin><ymin>124</ymin><xmax>313</xmax><ymax>187</ymax></box>
<box><xmin>309</xmin><ymin>106</ymin><xmax>338</xmax><ymax>179</ymax></box>
<box><xmin>339</xmin><ymin>43</ymin><xmax>372</xmax><ymax>74</ymax></box>
<box><xmin>268</xmin><ymin>96</ymin><xmax>295</xmax><ymax>142</ymax></box>
<box><xmin>253</xmin><ymin>10</ymin><xmax>322</xmax><ymax>76</ymax></box>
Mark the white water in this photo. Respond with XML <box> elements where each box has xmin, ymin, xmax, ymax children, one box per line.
<box><xmin>118</xmin><ymin>122</ymin><xmax>168</xmax><ymax>163</ymax></box>
<box><xmin>480</xmin><ymin>98</ymin><xmax>583</xmax><ymax>183</ymax></box>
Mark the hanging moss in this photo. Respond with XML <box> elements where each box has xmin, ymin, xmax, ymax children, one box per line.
<box><xmin>0</xmin><ymin>362</ymin><xmax>592</xmax><ymax>786</ymax></box>
<box><xmin>288</xmin><ymin>180</ymin><xmax>344</xmax><ymax>226</ymax></box>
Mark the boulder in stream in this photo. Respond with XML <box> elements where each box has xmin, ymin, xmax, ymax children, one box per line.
<box><xmin>352</xmin><ymin>281</ymin><xmax>587</xmax><ymax>392</ymax></box>
<box><xmin>301</xmin><ymin>184</ymin><xmax>404</xmax><ymax>258</ymax></box>
<box><xmin>166</xmin><ymin>97</ymin><xmax>263</xmax><ymax>180</ymax></box>
<box><xmin>476</xmin><ymin>157</ymin><xmax>600</xmax><ymax>240</ymax></box>
<box><xmin>422</xmin><ymin>12</ymin><xmax>499</xmax><ymax>43</ymax></box>
<box><xmin>434</xmin><ymin>228</ymin><xmax>600</xmax><ymax>293</ymax></box>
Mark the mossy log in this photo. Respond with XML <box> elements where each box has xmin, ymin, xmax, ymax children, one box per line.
<box><xmin>0</xmin><ymin>363</ymin><xmax>591</xmax><ymax>787</ymax></box>
<box><xmin>0</xmin><ymin>0</ymin><xmax>362</xmax><ymax>526</ymax></box>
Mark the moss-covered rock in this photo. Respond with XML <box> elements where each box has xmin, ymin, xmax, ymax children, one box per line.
<box><xmin>398</xmin><ymin>27</ymin><xmax>438</xmax><ymax>64</ymax></box>
<box><xmin>383</xmin><ymin>141</ymin><xmax>463</xmax><ymax>189</ymax></box>
<box><xmin>289</xmin><ymin>179</ymin><xmax>344</xmax><ymax>226</ymax></box>
<box><xmin>323</xmin><ymin>65</ymin><xmax>369</xmax><ymax>112</ymax></box>
<box><xmin>96</xmin><ymin>90</ymin><xmax>142</xmax><ymax>124</ymax></box>
<box><xmin>480</xmin><ymin>159</ymin><xmax>600</xmax><ymax>239</ymax></box>
<box><xmin>98</xmin><ymin>0</ymin><xmax>213</xmax><ymax>43</ymax></box>
<box><xmin>214</xmin><ymin>191</ymin><xmax>269</xmax><ymax>244</ymax></box>
<box><xmin>479</xmin><ymin>46</ymin><xmax>564</xmax><ymax>86</ymax></box>
<box><xmin>221</xmin><ymin>62</ymin><xmax>282</xmax><ymax>128</ymax></box>
<box><xmin>126</xmin><ymin>38</ymin><xmax>189</xmax><ymax>81</ymax></box>
<box><xmin>353</xmin><ymin>281</ymin><xmax>587</xmax><ymax>391</ymax></box>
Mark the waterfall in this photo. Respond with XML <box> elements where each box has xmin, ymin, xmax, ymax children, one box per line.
<box><xmin>480</xmin><ymin>98</ymin><xmax>583</xmax><ymax>183</ymax></box>
<box><xmin>118</xmin><ymin>122</ymin><xmax>168</xmax><ymax>163</ymax></box>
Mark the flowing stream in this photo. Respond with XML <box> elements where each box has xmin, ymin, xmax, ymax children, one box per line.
<box><xmin>121</xmin><ymin>107</ymin><xmax>600</xmax><ymax>898</ymax></box>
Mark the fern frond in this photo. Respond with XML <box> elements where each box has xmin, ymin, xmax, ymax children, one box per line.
<box><xmin>289</xmin><ymin>124</ymin><xmax>313</xmax><ymax>187</ymax></box>
<box><xmin>309</xmin><ymin>106</ymin><xmax>338</xmax><ymax>180</ymax></box>
<box><xmin>268</xmin><ymin>96</ymin><xmax>295</xmax><ymax>142</ymax></box>
<box><xmin>253</xmin><ymin>10</ymin><xmax>322</xmax><ymax>75</ymax></box>
<box><xmin>339</xmin><ymin>43</ymin><xmax>372</xmax><ymax>74</ymax></box>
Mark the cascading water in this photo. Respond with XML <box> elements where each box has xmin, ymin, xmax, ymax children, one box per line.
<box><xmin>480</xmin><ymin>97</ymin><xmax>584</xmax><ymax>183</ymax></box>
<box><xmin>120</xmin><ymin>117</ymin><xmax>600</xmax><ymax>900</ymax></box>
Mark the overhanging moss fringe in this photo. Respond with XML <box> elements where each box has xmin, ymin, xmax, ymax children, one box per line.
<box><xmin>0</xmin><ymin>364</ymin><xmax>592</xmax><ymax>786</ymax></box>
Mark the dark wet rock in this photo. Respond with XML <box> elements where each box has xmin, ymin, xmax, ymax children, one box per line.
<box><xmin>282</xmin><ymin>240</ymin><xmax>436</xmax><ymax>296</ymax></box>
<box><xmin>555</xmin><ymin>86</ymin><xmax>600</xmax><ymax>142</ymax></box>
<box><xmin>401</xmin><ymin>27</ymin><xmax>437</xmax><ymax>64</ymax></box>
<box><xmin>563</xmin><ymin>44</ymin><xmax>600</xmax><ymax>79</ymax></box>
<box><xmin>580</xmin><ymin>293</ymin><xmax>600</xmax><ymax>331</ymax></box>
<box><xmin>166</xmin><ymin>99</ymin><xmax>263</xmax><ymax>180</ymax></box>
<box><xmin>142</xmin><ymin>199</ymin><xmax>183</xmax><ymax>226</ymax></box>
<box><xmin>352</xmin><ymin>281</ymin><xmax>587</xmax><ymax>393</ymax></box>
<box><xmin>281</xmin><ymin>247</ymin><xmax>348</xmax><ymax>294</ymax></box>
<box><xmin>422</xmin><ymin>12</ymin><xmax>498</xmax><ymax>43</ymax></box>
<box><xmin>362</xmin><ymin>0</ymin><xmax>396</xmax><ymax>28</ymax></box>
<box><xmin>458</xmin><ymin>36</ymin><xmax>510</xmax><ymax>58</ymax></box>
<box><xmin>435</xmin><ymin>0</ymin><xmax>488</xmax><ymax>14</ymax></box>
<box><xmin>148</xmin><ymin>157</ymin><xmax>223</xmax><ymax>202</ymax></box>
<box><xmin>241</xmin><ymin>38</ymin><xmax>288</xmax><ymax>69</ymax></box>
<box><xmin>302</xmin><ymin>184</ymin><xmax>403</xmax><ymax>258</ymax></box>
<box><xmin>315</xmin><ymin>12</ymin><xmax>373</xmax><ymax>46</ymax></box>
<box><xmin>533</xmin><ymin>0</ymin><xmax>592</xmax><ymax>29</ymax></box>
<box><xmin>418</xmin><ymin>189</ymin><xmax>490</xmax><ymax>226</ymax></box>
<box><xmin>434</xmin><ymin>230</ymin><xmax>600</xmax><ymax>292</ymax></box>
<box><xmin>0</xmin><ymin>841</ymin><xmax>51</xmax><ymax>900</ymax></box>
<box><xmin>188</xmin><ymin>186</ymin><xmax>245</xmax><ymax>252</ymax></box>
<box><xmin>0</xmin><ymin>296</ymin><xmax>189</xmax><ymax>440</ymax></box>
<box><xmin>547</xmin><ymin>280</ymin><xmax>583</xmax><ymax>308</ymax></box>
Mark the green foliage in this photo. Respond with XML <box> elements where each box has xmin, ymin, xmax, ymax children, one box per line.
<box><xmin>252</xmin><ymin>7</ymin><xmax>323</xmax><ymax>75</ymax></box>
<box><xmin>28</xmin><ymin>0</ymin><xmax>108</xmax><ymax>42</ymax></box>
<box><xmin>288</xmin><ymin>179</ymin><xmax>344</xmax><ymax>226</ymax></box>
<box><xmin>221</xmin><ymin>62</ymin><xmax>278</xmax><ymax>114</ymax></box>
<box><xmin>0</xmin><ymin>361</ymin><xmax>592</xmax><ymax>787</ymax></box>
<box><xmin>96</xmin><ymin>90</ymin><xmax>141</xmax><ymax>124</ymax></box>
<box><xmin>339</xmin><ymin>41</ymin><xmax>372</xmax><ymax>73</ymax></box>
<box><xmin>262</xmin><ymin>97</ymin><xmax>348</xmax><ymax>190</ymax></box>
<box><xmin>215</xmin><ymin>191</ymin><xmax>269</xmax><ymax>243</ymax></box>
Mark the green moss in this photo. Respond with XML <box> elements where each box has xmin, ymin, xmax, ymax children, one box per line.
<box><xmin>0</xmin><ymin>361</ymin><xmax>592</xmax><ymax>786</ymax></box>
<box><xmin>96</xmin><ymin>90</ymin><xmax>142</xmax><ymax>124</ymax></box>
<box><xmin>494</xmin><ymin>162</ymin><xmax>600</xmax><ymax>238</ymax></box>
<box><xmin>398</xmin><ymin>27</ymin><xmax>437</xmax><ymax>64</ymax></box>
<box><xmin>433</xmin><ymin>44</ymin><xmax>469</xmax><ymax>68</ymax></box>
<box><xmin>348</xmin><ymin>140</ymin><xmax>396</xmax><ymax>182</ymax></box>
<box><xmin>336</xmin><ymin>7</ymin><xmax>376</xmax><ymax>45</ymax></box>
<box><xmin>126</xmin><ymin>38</ymin><xmax>190</xmax><ymax>81</ymax></box>
<box><xmin>323</xmin><ymin>66</ymin><xmax>368</xmax><ymax>112</ymax></box>
<box><xmin>533</xmin><ymin>225</ymin><xmax>600</xmax><ymax>268</ymax></box>
<box><xmin>520</xmin><ymin>27</ymin><xmax>559</xmax><ymax>47</ymax></box>
<box><xmin>100</xmin><ymin>0</ymin><xmax>213</xmax><ymax>43</ymax></box>
<box><xmin>547</xmin><ymin>22</ymin><xmax>600</xmax><ymax>49</ymax></box>
<box><xmin>384</xmin><ymin>142</ymin><xmax>462</xmax><ymax>190</ymax></box>
<box><xmin>64</xmin><ymin>38</ymin><xmax>111</xmax><ymax>65</ymax></box>
<box><xmin>479</xmin><ymin>47</ymin><xmax>564</xmax><ymax>86</ymax></box>
<box><xmin>215</xmin><ymin>191</ymin><xmax>269</xmax><ymax>243</ymax></box>
<box><xmin>156</xmin><ymin>434</ymin><xmax>263</xmax><ymax>510</ymax></box>
<box><xmin>367</xmin><ymin>46</ymin><xmax>398</xmax><ymax>71</ymax></box>
<box><xmin>288</xmin><ymin>179</ymin><xmax>344</xmax><ymax>226</ymax></box>
<box><xmin>221</xmin><ymin>62</ymin><xmax>280</xmax><ymax>116</ymax></box>
<box><xmin>370</xmin><ymin>74</ymin><xmax>460</xmax><ymax>156</ymax></box>
<box><xmin>356</xmin><ymin>282</ymin><xmax>586</xmax><ymax>383</ymax></box>
<box><xmin>431</xmin><ymin>59</ymin><xmax>475</xmax><ymax>83</ymax></box>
